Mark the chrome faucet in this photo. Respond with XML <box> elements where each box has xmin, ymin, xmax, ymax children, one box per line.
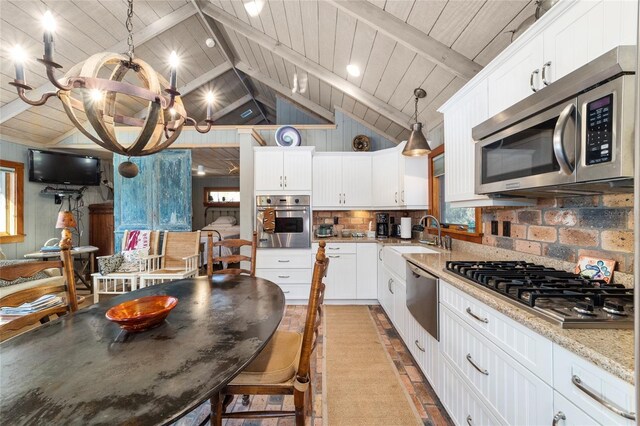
<box><xmin>418</xmin><ymin>215</ymin><xmax>443</xmax><ymax>247</ymax></box>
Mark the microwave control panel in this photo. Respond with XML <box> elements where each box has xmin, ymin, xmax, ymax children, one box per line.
<box><xmin>585</xmin><ymin>94</ymin><xmax>613</xmax><ymax>165</ymax></box>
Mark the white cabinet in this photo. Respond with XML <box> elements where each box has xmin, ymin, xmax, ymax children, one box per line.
<box><xmin>379</xmin><ymin>266</ymin><xmax>394</xmax><ymax>319</ymax></box>
<box><xmin>542</xmin><ymin>0</ymin><xmax>638</xmax><ymax>85</ymax></box>
<box><xmin>487</xmin><ymin>34</ymin><xmax>544</xmax><ymax>116</ymax></box>
<box><xmin>254</xmin><ymin>147</ymin><xmax>313</xmax><ymax>192</ymax></box>
<box><xmin>553</xmin><ymin>391</ymin><xmax>600</xmax><ymax>426</ymax></box>
<box><xmin>255</xmin><ymin>248</ymin><xmax>312</xmax><ymax>303</ymax></box>
<box><xmin>372</xmin><ymin>148</ymin><xmax>400</xmax><ymax>208</ymax></box>
<box><xmin>391</xmin><ymin>278</ymin><xmax>407</xmax><ymax>340</ymax></box>
<box><xmin>356</xmin><ymin>244</ymin><xmax>378</xmax><ymax>300</ymax></box>
<box><xmin>399</xmin><ymin>151</ymin><xmax>429</xmax><ymax>209</ymax></box>
<box><xmin>553</xmin><ymin>344</ymin><xmax>636</xmax><ymax>426</ymax></box>
<box><xmin>440</xmin><ymin>305</ymin><xmax>554</xmax><ymax>426</ymax></box>
<box><xmin>313</xmin><ymin>154</ymin><xmax>372</xmax><ymax>208</ymax></box>
<box><xmin>440</xmin><ymin>359</ymin><xmax>502</xmax><ymax>426</ymax></box>
<box><xmin>407</xmin><ymin>312</ymin><xmax>439</xmax><ymax>392</ymax></box>
<box><xmin>324</xmin><ymin>253</ymin><xmax>357</xmax><ymax>300</ymax></box>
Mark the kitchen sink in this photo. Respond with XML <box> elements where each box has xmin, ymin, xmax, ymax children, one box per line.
<box><xmin>383</xmin><ymin>245</ymin><xmax>440</xmax><ymax>280</ymax></box>
<box><xmin>389</xmin><ymin>246</ymin><xmax>440</xmax><ymax>255</ymax></box>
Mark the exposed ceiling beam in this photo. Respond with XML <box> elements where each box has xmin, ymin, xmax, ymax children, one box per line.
<box><xmin>211</xmin><ymin>94</ymin><xmax>252</xmax><ymax>122</ymax></box>
<box><xmin>245</xmin><ymin>115</ymin><xmax>264</xmax><ymax>126</ymax></box>
<box><xmin>202</xmin><ymin>3</ymin><xmax>411</xmax><ymax>129</ymax></box>
<box><xmin>190</xmin><ymin>0</ymin><xmax>270</xmax><ymax>124</ymax></box>
<box><xmin>254</xmin><ymin>94</ymin><xmax>276</xmax><ymax>111</ymax></box>
<box><xmin>236</xmin><ymin>63</ymin><xmax>334</xmax><ymax>123</ymax></box>
<box><xmin>333</xmin><ymin>106</ymin><xmax>401</xmax><ymax>144</ymax></box>
<box><xmin>0</xmin><ymin>3</ymin><xmax>198</xmax><ymax>124</ymax></box>
<box><xmin>327</xmin><ymin>0</ymin><xmax>482</xmax><ymax>81</ymax></box>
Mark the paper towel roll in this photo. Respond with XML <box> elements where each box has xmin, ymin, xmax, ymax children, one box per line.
<box><xmin>400</xmin><ymin>217</ymin><xmax>412</xmax><ymax>239</ymax></box>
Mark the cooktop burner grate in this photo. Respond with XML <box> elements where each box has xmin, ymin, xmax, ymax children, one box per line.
<box><xmin>445</xmin><ymin>260</ymin><xmax>634</xmax><ymax>328</ymax></box>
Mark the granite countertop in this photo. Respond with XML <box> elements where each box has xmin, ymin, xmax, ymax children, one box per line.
<box><xmin>403</xmin><ymin>250</ymin><xmax>635</xmax><ymax>385</ymax></box>
<box><xmin>313</xmin><ymin>236</ymin><xmax>429</xmax><ymax>245</ymax></box>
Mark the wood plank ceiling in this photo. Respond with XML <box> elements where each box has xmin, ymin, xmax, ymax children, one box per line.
<box><xmin>0</xmin><ymin>0</ymin><xmax>536</xmax><ymax>147</ymax></box>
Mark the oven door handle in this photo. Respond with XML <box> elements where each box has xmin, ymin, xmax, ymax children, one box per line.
<box><xmin>552</xmin><ymin>103</ymin><xmax>575</xmax><ymax>176</ymax></box>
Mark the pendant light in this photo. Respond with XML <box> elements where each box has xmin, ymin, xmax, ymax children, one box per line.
<box><xmin>402</xmin><ymin>88</ymin><xmax>431</xmax><ymax>157</ymax></box>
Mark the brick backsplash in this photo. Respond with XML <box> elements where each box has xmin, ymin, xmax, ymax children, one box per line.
<box><xmin>312</xmin><ymin>210</ymin><xmax>427</xmax><ymax>233</ymax></box>
<box><xmin>482</xmin><ymin>194</ymin><xmax>633</xmax><ymax>273</ymax></box>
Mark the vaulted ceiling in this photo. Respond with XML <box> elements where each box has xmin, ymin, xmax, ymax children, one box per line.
<box><xmin>0</xmin><ymin>0</ymin><xmax>536</xmax><ymax>148</ymax></box>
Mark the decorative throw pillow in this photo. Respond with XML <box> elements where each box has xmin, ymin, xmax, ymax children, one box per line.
<box><xmin>97</xmin><ymin>254</ymin><xmax>124</xmax><ymax>275</ymax></box>
<box><xmin>117</xmin><ymin>247</ymin><xmax>150</xmax><ymax>272</ymax></box>
<box><xmin>0</xmin><ymin>259</ymin><xmax>50</xmax><ymax>288</ymax></box>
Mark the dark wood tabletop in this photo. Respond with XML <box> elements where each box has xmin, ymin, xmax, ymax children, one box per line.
<box><xmin>0</xmin><ymin>275</ymin><xmax>285</xmax><ymax>425</ymax></box>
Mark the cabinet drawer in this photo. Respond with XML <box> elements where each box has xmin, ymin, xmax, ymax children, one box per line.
<box><xmin>553</xmin><ymin>344</ymin><xmax>635</xmax><ymax>426</ymax></box>
<box><xmin>441</xmin><ymin>305</ymin><xmax>553</xmax><ymax>426</ymax></box>
<box><xmin>256</xmin><ymin>249</ymin><xmax>312</xmax><ymax>269</ymax></box>
<box><xmin>553</xmin><ymin>391</ymin><xmax>599</xmax><ymax>426</ymax></box>
<box><xmin>440</xmin><ymin>358</ymin><xmax>504</xmax><ymax>426</ymax></box>
<box><xmin>277</xmin><ymin>284</ymin><xmax>311</xmax><ymax>301</ymax></box>
<box><xmin>312</xmin><ymin>242</ymin><xmax>357</xmax><ymax>254</ymax></box>
<box><xmin>255</xmin><ymin>269</ymin><xmax>312</xmax><ymax>285</ymax></box>
<box><xmin>440</xmin><ymin>280</ymin><xmax>553</xmax><ymax>384</ymax></box>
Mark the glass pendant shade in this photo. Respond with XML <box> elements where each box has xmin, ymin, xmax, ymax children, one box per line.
<box><xmin>402</xmin><ymin>122</ymin><xmax>431</xmax><ymax>156</ymax></box>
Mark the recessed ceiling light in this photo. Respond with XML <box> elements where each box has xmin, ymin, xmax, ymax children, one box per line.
<box><xmin>240</xmin><ymin>109</ymin><xmax>253</xmax><ymax>119</ymax></box>
<box><xmin>346</xmin><ymin>64</ymin><xmax>361</xmax><ymax>77</ymax></box>
<box><xmin>244</xmin><ymin>0</ymin><xmax>264</xmax><ymax>17</ymax></box>
<box><xmin>205</xmin><ymin>38</ymin><xmax>216</xmax><ymax>48</ymax></box>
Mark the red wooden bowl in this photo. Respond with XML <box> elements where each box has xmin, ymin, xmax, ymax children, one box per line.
<box><xmin>105</xmin><ymin>295</ymin><xmax>178</xmax><ymax>332</ymax></box>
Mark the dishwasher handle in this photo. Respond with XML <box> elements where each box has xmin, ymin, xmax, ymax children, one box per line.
<box><xmin>408</xmin><ymin>262</ymin><xmax>438</xmax><ymax>281</ymax></box>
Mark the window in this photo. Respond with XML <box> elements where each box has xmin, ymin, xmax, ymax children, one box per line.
<box><xmin>428</xmin><ymin>145</ymin><xmax>482</xmax><ymax>242</ymax></box>
<box><xmin>0</xmin><ymin>160</ymin><xmax>25</xmax><ymax>243</ymax></box>
<box><xmin>203</xmin><ymin>187</ymin><xmax>240</xmax><ymax>207</ymax></box>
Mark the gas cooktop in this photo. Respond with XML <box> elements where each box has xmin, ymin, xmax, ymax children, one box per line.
<box><xmin>445</xmin><ymin>261</ymin><xmax>633</xmax><ymax>329</ymax></box>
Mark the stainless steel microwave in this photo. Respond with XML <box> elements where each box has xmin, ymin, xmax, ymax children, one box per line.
<box><xmin>473</xmin><ymin>46</ymin><xmax>636</xmax><ymax>197</ymax></box>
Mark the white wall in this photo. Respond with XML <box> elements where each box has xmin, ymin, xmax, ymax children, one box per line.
<box><xmin>0</xmin><ymin>140</ymin><xmax>112</xmax><ymax>259</ymax></box>
<box><xmin>276</xmin><ymin>96</ymin><xmax>326</xmax><ymax>125</ymax></box>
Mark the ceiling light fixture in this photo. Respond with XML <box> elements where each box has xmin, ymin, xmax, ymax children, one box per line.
<box><xmin>197</xmin><ymin>165</ymin><xmax>206</xmax><ymax>176</ymax></box>
<box><xmin>7</xmin><ymin>0</ymin><xmax>218</xmax><ymax>169</ymax></box>
<box><xmin>244</xmin><ymin>0</ymin><xmax>265</xmax><ymax>17</ymax></box>
<box><xmin>346</xmin><ymin>64</ymin><xmax>361</xmax><ymax>77</ymax></box>
<box><xmin>402</xmin><ymin>88</ymin><xmax>431</xmax><ymax>157</ymax></box>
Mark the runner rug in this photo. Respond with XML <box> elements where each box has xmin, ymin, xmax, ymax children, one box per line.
<box><xmin>323</xmin><ymin>305</ymin><xmax>422</xmax><ymax>426</ymax></box>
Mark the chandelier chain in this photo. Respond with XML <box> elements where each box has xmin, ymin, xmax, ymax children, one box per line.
<box><xmin>414</xmin><ymin>96</ymin><xmax>419</xmax><ymax>123</ymax></box>
<box><xmin>126</xmin><ymin>0</ymin><xmax>135</xmax><ymax>62</ymax></box>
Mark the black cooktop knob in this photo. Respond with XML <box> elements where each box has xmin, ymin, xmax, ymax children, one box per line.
<box><xmin>295</xmin><ymin>198</ymin><xmax>299</xmax><ymax>204</ymax></box>
<box><xmin>266</xmin><ymin>198</ymin><xmax>272</xmax><ymax>204</ymax></box>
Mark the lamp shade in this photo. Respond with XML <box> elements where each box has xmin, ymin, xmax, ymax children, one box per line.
<box><xmin>402</xmin><ymin>123</ymin><xmax>431</xmax><ymax>156</ymax></box>
<box><xmin>56</xmin><ymin>211</ymin><xmax>77</xmax><ymax>229</ymax></box>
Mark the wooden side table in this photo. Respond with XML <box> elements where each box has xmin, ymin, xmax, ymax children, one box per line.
<box><xmin>24</xmin><ymin>246</ymin><xmax>98</xmax><ymax>290</ymax></box>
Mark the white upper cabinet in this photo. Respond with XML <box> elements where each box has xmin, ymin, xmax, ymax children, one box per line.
<box><xmin>342</xmin><ymin>154</ymin><xmax>373</xmax><ymax>208</ymax></box>
<box><xmin>542</xmin><ymin>0</ymin><xmax>638</xmax><ymax>84</ymax></box>
<box><xmin>313</xmin><ymin>153</ymin><xmax>372</xmax><ymax>208</ymax></box>
<box><xmin>254</xmin><ymin>147</ymin><xmax>314</xmax><ymax>192</ymax></box>
<box><xmin>372</xmin><ymin>148</ymin><xmax>400</xmax><ymax>208</ymax></box>
<box><xmin>400</xmin><ymin>149</ymin><xmax>429</xmax><ymax>209</ymax></box>
<box><xmin>487</xmin><ymin>34</ymin><xmax>544</xmax><ymax>117</ymax></box>
<box><xmin>485</xmin><ymin>0</ymin><xmax>638</xmax><ymax>117</ymax></box>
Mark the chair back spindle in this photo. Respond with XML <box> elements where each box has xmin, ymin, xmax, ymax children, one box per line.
<box><xmin>207</xmin><ymin>232</ymin><xmax>257</xmax><ymax>277</ymax></box>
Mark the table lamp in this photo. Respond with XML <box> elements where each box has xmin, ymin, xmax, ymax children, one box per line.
<box><xmin>56</xmin><ymin>211</ymin><xmax>77</xmax><ymax>250</ymax></box>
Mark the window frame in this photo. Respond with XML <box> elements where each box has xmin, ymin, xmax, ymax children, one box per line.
<box><xmin>427</xmin><ymin>145</ymin><xmax>483</xmax><ymax>243</ymax></box>
<box><xmin>0</xmin><ymin>159</ymin><xmax>25</xmax><ymax>244</ymax></box>
<box><xmin>203</xmin><ymin>186</ymin><xmax>240</xmax><ymax>208</ymax></box>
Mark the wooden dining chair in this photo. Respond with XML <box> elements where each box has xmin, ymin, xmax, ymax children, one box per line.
<box><xmin>0</xmin><ymin>248</ymin><xmax>79</xmax><ymax>342</ymax></box>
<box><xmin>207</xmin><ymin>231</ymin><xmax>258</xmax><ymax>277</ymax></box>
<box><xmin>209</xmin><ymin>241</ymin><xmax>328</xmax><ymax>426</ymax></box>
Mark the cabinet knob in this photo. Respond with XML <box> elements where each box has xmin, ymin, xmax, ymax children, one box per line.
<box><xmin>552</xmin><ymin>411</ymin><xmax>566</xmax><ymax>426</ymax></box>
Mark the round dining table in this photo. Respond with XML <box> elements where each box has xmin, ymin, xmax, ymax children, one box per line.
<box><xmin>0</xmin><ymin>274</ymin><xmax>285</xmax><ymax>425</ymax></box>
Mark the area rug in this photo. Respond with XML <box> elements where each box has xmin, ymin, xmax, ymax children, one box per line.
<box><xmin>323</xmin><ymin>305</ymin><xmax>423</xmax><ymax>426</ymax></box>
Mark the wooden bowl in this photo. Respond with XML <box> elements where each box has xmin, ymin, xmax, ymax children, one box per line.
<box><xmin>105</xmin><ymin>295</ymin><xmax>178</xmax><ymax>332</ymax></box>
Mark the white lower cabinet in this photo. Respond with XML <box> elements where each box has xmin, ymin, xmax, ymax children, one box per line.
<box><xmin>356</xmin><ymin>243</ymin><xmax>378</xmax><ymax>299</ymax></box>
<box><xmin>391</xmin><ymin>277</ymin><xmax>407</xmax><ymax>340</ymax></box>
<box><xmin>553</xmin><ymin>391</ymin><xmax>600</xmax><ymax>426</ymax></box>
<box><xmin>313</xmin><ymin>242</ymin><xmax>377</xmax><ymax>300</ymax></box>
<box><xmin>440</xmin><ymin>358</ymin><xmax>503</xmax><ymax>426</ymax></box>
<box><xmin>255</xmin><ymin>248</ymin><xmax>312</xmax><ymax>303</ymax></box>
<box><xmin>324</xmin><ymin>253</ymin><xmax>357</xmax><ymax>300</ymax></box>
<box><xmin>407</xmin><ymin>313</ymin><xmax>439</xmax><ymax>393</ymax></box>
<box><xmin>553</xmin><ymin>344</ymin><xmax>636</xmax><ymax>426</ymax></box>
<box><xmin>440</xmin><ymin>305</ymin><xmax>553</xmax><ymax>426</ymax></box>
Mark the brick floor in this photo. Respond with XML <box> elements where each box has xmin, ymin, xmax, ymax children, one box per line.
<box><xmin>174</xmin><ymin>305</ymin><xmax>452</xmax><ymax>426</ymax></box>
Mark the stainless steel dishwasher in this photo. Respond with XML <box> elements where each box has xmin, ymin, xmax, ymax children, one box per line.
<box><xmin>406</xmin><ymin>261</ymin><xmax>439</xmax><ymax>341</ymax></box>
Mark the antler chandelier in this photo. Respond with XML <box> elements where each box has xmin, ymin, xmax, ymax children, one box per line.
<box><xmin>8</xmin><ymin>0</ymin><xmax>217</xmax><ymax>159</ymax></box>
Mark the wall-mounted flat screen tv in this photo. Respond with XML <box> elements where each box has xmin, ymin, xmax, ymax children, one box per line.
<box><xmin>28</xmin><ymin>149</ymin><xmax>101</xmax><ymax>186</ymax></box>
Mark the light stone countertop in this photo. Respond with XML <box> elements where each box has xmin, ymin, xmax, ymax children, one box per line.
<box><xmin>312</xmin><ymin>235</ymin><xmax>634</xmax><ymax>383</ymax></box>
<box><xmin>403</xmin><ymin>250</ymin><xmax>635</xmax><ymax>386</ymax></box>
